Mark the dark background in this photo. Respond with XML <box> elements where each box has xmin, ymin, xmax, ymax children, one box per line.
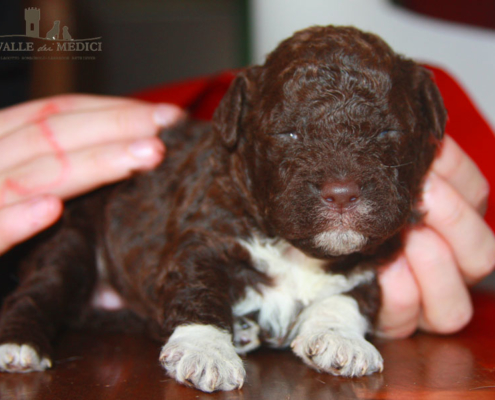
<box><xmin>1</xmin><ymin>0</ymin><xmax>249</xmax><ymax>107</ymax></box>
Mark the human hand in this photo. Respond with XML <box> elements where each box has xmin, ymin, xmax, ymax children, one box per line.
<box><xmin>377</xmin><ymin>135</ymin><xmax>495</xmax><ymax>338</ymax></box>
<box><xmin>0</xmin><ymin>94</ymin><xmax>183</xmax><ymax>254</ymax></box>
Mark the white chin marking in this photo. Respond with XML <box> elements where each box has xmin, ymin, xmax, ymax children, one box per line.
<box><xmin>313</xmin><ymin>230</ymin><xmax>367</xmax><ymax>255</ymax></box>
<box><xmin>0</xmin><ymin>343</ymin><xmax>52</xmax><ymax>373</ymax></box>
<box><xmin>160</xmin><ymin>324</ymin><xmax>245</xmax><ymax>393</ymax></box>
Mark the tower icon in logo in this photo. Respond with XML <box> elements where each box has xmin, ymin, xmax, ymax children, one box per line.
<box><xmin>25</xmin><ymin>7</ymin><xmax>41</xmax><ymax>38</ymax></box>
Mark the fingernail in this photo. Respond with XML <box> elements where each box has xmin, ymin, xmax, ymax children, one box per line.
<box><xmin>423</xmin><ymin>172</ymin><xmax>436</xmax><ymax>193</ymax></box>
<box><xmin>153</xmin><ymin>104</ymin><xmax>183</xmax><ymax>127</ymax></box>
<box><xmin>423</xmin><ymin>175</ymin><xmax>431</xmax><ymax>193</ymax></box>
<box><xmin>128</xmin><ymin>139</ymin><xmax>161</xmax><ymax>158</ymax></box>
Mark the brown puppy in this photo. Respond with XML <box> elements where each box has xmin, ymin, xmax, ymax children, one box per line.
<box><xmin>0</xmin><ymin>26</ymin><xmax>446</xmax><ymax>392</ymax></box>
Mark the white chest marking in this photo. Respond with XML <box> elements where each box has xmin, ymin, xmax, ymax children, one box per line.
<box><xmin>233</xmin><ymin>237</ymin><xmax>373</xmax><ymax>346</ymax></box>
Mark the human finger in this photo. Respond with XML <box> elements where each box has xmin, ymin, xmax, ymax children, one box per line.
<box><xmin>422</xmin><ymin>172</ymin><xmax>495</xmax><ymax>285</ymax></box>
<box><xmin>0</xmin><ymin>94</ymin><xmax>144</xmax><ymax>137</ymax></box>
<box><xmin>0</xmin><ymin>137</ymin><xmax>164</xmax><ymax>205</ymax></box>
<box><xmin>432</xmin><ymin>135</ymin><xmax>489</xmax><ymax>214</ymax></box>
<box><xmin>0</xmin><ymin>195</ymin><xmax>62</xmax><ymax>255</ymax></box>
<box><xmin>404</xmin><ymin>227</ymin><xmax>472</xmax><ymax>334</ymax></box>
<box><xmin>0</xmin><ymin>102</ymin><xmax>182</xmax><ymax>171</ymax></box>
<box><xmin>376</xmin><ymin>254</ymin><xmax>421</xmax><ymax>339</ymax></box>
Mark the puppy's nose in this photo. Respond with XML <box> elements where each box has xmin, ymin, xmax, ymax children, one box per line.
<box><xmin>321</xmin><ymin>180</ymin><xmax>361</xmax><ymax>211</ymax></box>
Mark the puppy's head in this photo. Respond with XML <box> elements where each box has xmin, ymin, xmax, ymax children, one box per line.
<box><xmin>213</xmin><ymin>26</ymin><xmax>446</xmax><ymax>258</ymax></box>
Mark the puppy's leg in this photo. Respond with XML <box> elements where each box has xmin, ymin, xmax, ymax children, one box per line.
<box><xmin>291</xmin><ymin>280</ymin><xmax>383</xmax><ymax>377</ymax></box>
<box><xmin>160</xmin><ymin>324</ymin><xmax>245</xmax><ymax>392</ymax></box>
<box><xmin>0</xmin><ymin>227</ymin><xmax>96</xmax><ymax>373</ymax></box>
<box><xmin>156</xmin><ymin>241</ymin><xmax>248</xmax><ymax>392</ymax></box>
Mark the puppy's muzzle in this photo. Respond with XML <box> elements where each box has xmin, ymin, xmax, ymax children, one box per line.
<box><xmin>320</xmin><ymin>180</ymin><xmax>361</xmax><ymax>213</ymax></box>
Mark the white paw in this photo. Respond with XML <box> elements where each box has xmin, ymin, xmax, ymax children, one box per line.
<box><xmin>233</xmin><ymin>317</ymin><xmax>261</xmax><ymax>354</ymax></box>
<box><xmin>291</xmin><ymin>329</ymin><xmax>383</xmax><ymax>377</ymax></box>
<box><xmin>160</xmin><ymin>324</ymin><xmax>245</xmax><ymax>392</ymax></box>
<box><xmin>0</xmin><ymin>344</ymin><xmax>52</xmax><ymax>373</ymax></box>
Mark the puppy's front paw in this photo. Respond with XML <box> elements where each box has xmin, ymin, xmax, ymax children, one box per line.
<box><xmin>160</xmin><ymin>324</ymin><xmax>245</xmax><ymax>392</ymax></box>
<box><xmin>291</xmin><ymin>330</ymin><xmax>383</xmax><ymax>377</ymax></box>
<box><xmin>0</xmin><ymin>343</ymin><xmax>52</xmax><ymax>373</ymax></box>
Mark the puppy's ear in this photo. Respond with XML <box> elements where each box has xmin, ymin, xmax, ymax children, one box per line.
<box><xmin>415</xmin><ymin>66</ymin><xmax>447</xmax><ymax>140</ymax></box>
<box><xmin>213</xmin><ymin>69</ymin><xmax>256</xmax><ymax>148</ymax></box>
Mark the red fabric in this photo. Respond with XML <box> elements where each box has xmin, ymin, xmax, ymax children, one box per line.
<box><xmin>399</xmin><ymin>0</ymin><xmax>495</xmax><ymax>31</ymax></box>
<box><xmin>132</xmin><ymin>67</ymin><xmax>495</xmax><ymax>230</ymax></box>
<box><xmin>426</xmin><ymin>65</ymin><xmax>495</xmax><ymax>230</ymax></box>
<box><xmin>133</xmin><ymin>71</ymin><xmax>237</xmax><ymax>121</ymax></box>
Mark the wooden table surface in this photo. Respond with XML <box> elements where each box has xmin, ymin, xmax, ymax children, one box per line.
<box><xmin>1</xmin><ymin>291</ymin><xmax>495</xmax><ymax>400</ymax></box>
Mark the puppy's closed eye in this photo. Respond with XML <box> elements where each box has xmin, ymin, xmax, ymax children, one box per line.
<box><xmin>273</xmin><ymin>131</ymin><xmax>300</xmax><ymax>141</ymax></box>
<box><xmin>376</xmin><ymin>129</ymin><xmax>403</xmax><ymax>140</ymax></box>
